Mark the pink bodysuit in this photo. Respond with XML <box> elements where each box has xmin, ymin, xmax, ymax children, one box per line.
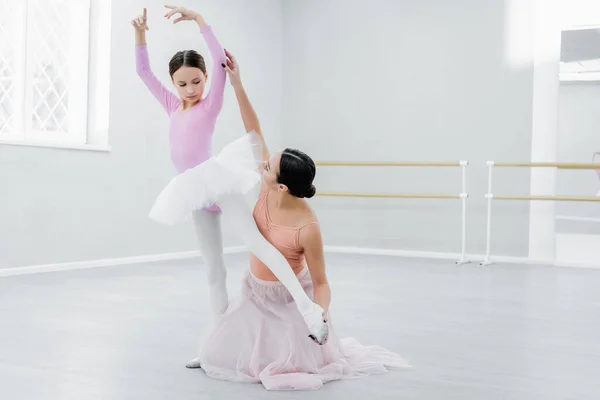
<box><xmin>135</xmin><ymin>25</ymin><xmax>226</xmax><ymax>173</ymax></box>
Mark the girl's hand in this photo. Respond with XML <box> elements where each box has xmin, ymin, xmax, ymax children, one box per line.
<box><xmin>131</xmin><ymin>8</ymin><xmax>149</xmax><ymax>31</ymax></box>
<box><xmin>223</xmin><ymin>49</ymin><xmax>241</xmax><ymax>86</ymax></box>
<box><xmin>164</xmin><ymin>5</ymin><xmax>199</xmax><ymax>24</ymax></box>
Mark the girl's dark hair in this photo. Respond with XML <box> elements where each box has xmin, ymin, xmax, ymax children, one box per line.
<box><xmin>277</xmin><ymin>148</ymin><xmax>317</xmax><ymax>199</ymax></box>
<box><xmin>169</xmin><ymin>50</ymin><xmax>206</xmax><ymax>77</ymax></box>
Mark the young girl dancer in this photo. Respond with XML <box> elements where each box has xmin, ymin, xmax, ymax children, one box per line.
<box><xmin>133</xmin><ymin>7</ymin><xmax>329</xmax><ymax>344</ymax></box>
<box><xmin>153</xmin><ymin>51</ymin><xmax>410</xmax><ymax>389</ymax></box>
<box><xmin>132</xmin><ymin>6</ymin><xmax>232</xmax><ymax>321</ymax></box>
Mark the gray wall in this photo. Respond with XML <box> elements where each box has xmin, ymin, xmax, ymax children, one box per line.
<box><xmin>281</xmin><ymin>0</ymin><xmax>534</xmax><ymax>256</ymax></box>
<box><xmin>556</xmin><ymin>82</ymin><xmax>600</xmax><ymax>235</ymax></box>
<box><xmin>0</xmin><ymin>0</ymin><xmax>284</xmax><ymax>269</ymax></box>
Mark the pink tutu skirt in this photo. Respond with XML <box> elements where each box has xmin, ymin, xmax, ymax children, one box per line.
<box><xmin>198</xmin><ymin>267</ymin><xmax>410</xmax><ymax>391</ymax></box>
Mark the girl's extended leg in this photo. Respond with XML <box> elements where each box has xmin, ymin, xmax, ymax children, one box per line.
<box><xmin>217</xmin><ymin>193</ymin><xmax>328</xmax><ymax>344</ymax></box>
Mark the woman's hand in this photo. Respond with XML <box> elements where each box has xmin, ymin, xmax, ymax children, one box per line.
<box><xmin>164</xmin><ymin>5</ymin><xmax>202</xmax><ymax>25</ymax></box>
<box><xmin>131</xmin><ymin>8</ymin><xmax>149</xmax><ymax>32</ymax></box>
<box><xmin>223</xmin><ymin>49</ymin><xmax>242</xmax><ymax>87</ymax></box>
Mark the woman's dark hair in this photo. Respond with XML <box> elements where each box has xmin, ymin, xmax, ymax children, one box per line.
<box><xmin>277</xmin><ymin>148</ymin><xmax>317</xmax><ymax>199</ymax></box>
<box><xmin>169</xmin><ymin>50</ymin><xmax>206</xmax><ymax>78</ymax></box>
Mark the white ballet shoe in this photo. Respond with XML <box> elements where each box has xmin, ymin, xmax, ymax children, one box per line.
<box><xmin>302</xmin><ymin>303</ymin><xmax>329</xmax><ymax>345</ymax></box>
<box><xmin>185</xmin><ymin>357</ymin><xmax>202</xmax><ymax>369</ymax></box>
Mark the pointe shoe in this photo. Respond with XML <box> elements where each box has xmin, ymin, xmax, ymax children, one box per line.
<box><xmin>302</xmin><ymin>303</ymin><xmax>329</xmax><ymax>345</ymax></box>
<box><xmin>185</xmin><ymin>357</ymin><xmax>202</xmax><ymax>369</ymax></box>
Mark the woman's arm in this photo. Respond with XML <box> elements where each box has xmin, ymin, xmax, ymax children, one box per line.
<box><xmin>224</xmin><ymin>50</ymin><xmax>270</xmax><ymax>163</ymax></box>
<box><xmin>299</xmin><ymin>223</ymin><xmax>331</xmax><ymax>315</ymax></box>
<box><xmin>133</xmin><ymin>8</ymin><xmax>179</xmax><ymax>114</ymax></box>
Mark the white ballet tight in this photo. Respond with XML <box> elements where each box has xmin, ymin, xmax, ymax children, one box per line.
<box><xmin>192</xmin><ymin>193</ymin><xmax>317</xmax><ymax>322</ymax></box>
<box><xmin>192</xmin><ymin>209</ymin><xmax>228</xmax><ymax>321</ymax></box>
<box><xmin>217</xmin><ymin>193</ymin><xmax>316</xmax><ymax>316</ymax></box>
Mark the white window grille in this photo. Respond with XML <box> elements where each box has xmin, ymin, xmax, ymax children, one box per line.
<box><xmin>0</xmin><ymin>0</ymin><xmax>22</xmax><ymax>138</ymax></box>
<box><xmin>0</xmin><ymin>0</ymin><xmax>109</xmax><ymax>149</ymax></box>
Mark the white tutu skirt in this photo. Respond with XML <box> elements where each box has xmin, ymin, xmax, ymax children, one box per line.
<box><xmin>198</xmin><ymin>267</ymin><xmax>411</xmax><ymax>391</ymax></box>
<box><xmin>149</xmin><ymin>132</ymin><xmax>263</xmax><ymax>224</ymax></box>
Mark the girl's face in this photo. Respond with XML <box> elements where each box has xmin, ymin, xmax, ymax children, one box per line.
<box><xmin>172</xmin><ymin>66</ymin><xmax>207</xmax><ymax>105</ymax></box>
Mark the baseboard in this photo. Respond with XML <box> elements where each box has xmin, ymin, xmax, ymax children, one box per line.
<box><xmin>2</xmin><ymin>244</ymin><xmax>596</xmax><ymax>278</ymax></box>
<box><xmin>551</xmin><ymin>260</ymin><xmax>600</xmax><ymax>269</ymax></box>
<box><xmin>324</xmin><ymin>245</ymin><xmax>598</xmax><ymax>268</ymax></box>
<box><xmin>0</xmin><ymin>246</ymin><xmax>248</xmax><ymax>277</ymax></box>
<box><xmin>555</xmin><ymin>233</ymin><xmax>600</xmax><ymax>268</ymax></box>
<box><xmin>324</xmin><ymin>246</ymin><xmax>463</xmax><ymax>261</ymax></box>
<box><xmin>556</xmin><ymin>215</ymin><xmax>600</xmax><ymax>224</ymax></box>
<box><xmin>324</xmin><ymin>245</ymin><xmax>536</xmax><ymax>264</ymax></box>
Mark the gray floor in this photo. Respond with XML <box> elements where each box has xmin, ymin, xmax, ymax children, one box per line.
<box><xmin>1</xmin><ymin>253</ymin><xmax>599</xmax><ymax>400</ymax></box>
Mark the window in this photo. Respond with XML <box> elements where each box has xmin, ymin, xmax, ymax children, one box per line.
<box><xmin>0</xmin><ymin>0</ymin><xmax>110</xmax><ymax>151</ymax></box>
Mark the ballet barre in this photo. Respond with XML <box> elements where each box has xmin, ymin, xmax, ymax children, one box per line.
<box><xmin>491</xmin><ymin>162</ymin><xmax>600</xmax><ymax>170</ymax></box>
<box><xmin>315</xmin><ymin>161</ymin><xmax>463</xmax><ymax>167</ymax></box>
<box><xmin>317</xmin><ymin>192</ymin><xmax>463</xmax><ymax>199</ymax></box>
<box><xmin>482</xmin><ymin>161</ymin><xmax>600</xmax><ymax>266</ymax></box>
<box><xmin>315</xmin><ymin>160</ymin><xmax>470</xmax><ymax>265</ymax></box>
<box><xmin>489</xmin><ymin>195</ymin><xmax>600</xmax><ymax>202</ymax></box>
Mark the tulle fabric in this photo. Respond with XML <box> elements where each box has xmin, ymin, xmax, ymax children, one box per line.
<box><xmin>149</xmin><ymin>132</ymin><xmax>263</xmax><ymax>224</ymax></box>
<box><xmin>198</xmin><ymin>267</ymin><xmax>410</xmax><ymax>391</ymax></box>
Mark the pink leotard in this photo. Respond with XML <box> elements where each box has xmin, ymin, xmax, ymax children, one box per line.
<box><xmin>135</xmin><ymin>25</ymin><xmax>226</xmax><ymax>173</ymax></box>
<box><xmin>250</xmin><ymin>189</ymin><xmax>319</xmax><ymax>281</ymax></box>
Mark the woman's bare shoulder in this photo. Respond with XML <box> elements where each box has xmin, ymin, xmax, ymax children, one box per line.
<box><xmin>297</xmin><ymin>201</ymin><xmax>319</xmax><ymax>229</ymax></box>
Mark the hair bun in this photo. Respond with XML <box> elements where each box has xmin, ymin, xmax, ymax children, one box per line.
<box><xmin>304</xmin><ymin>184</ymin><xmax>316</xmax><ymax>199</ymax></box>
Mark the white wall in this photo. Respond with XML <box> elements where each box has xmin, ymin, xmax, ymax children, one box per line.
<box><xmin>556</xmin><ymin>82</ymin><xmax>600</xmax><ymax>235</ymax></box>
<box><xmin>3</xmin><ymin>0</ymin><xmax>570</xmax><ymax>269</ymax></box>
<box><xmin>554</xmin><ymin>80</ymin><xmax>600</xmax><ymax>266</ymax></box>
<box><xmin>281</xmin><ymin>0</ymin><xmax>535</xmax><ymax>257</ymax></box>
<box><xmin>0</xmin><ymin>0</ymin><xmax>283</xmax><ymax>269</ymax></box>
<box><xmin>559</xmin><ymin>0</ymin><xmax>600</xmax><ymax>28</ymax></box>
<box><xmin>526</xmin><ymin>0</ymin><xmax>561</xmax><ymax>262</ymax></box>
